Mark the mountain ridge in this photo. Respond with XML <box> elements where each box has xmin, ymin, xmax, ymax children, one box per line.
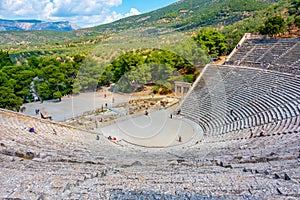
<box><xmin>0</xmin><ymin>19</ymin><xmax>80</xmax><ymax>32</ymax></box>
<box><xmin>0</xmin><ymin>0</ymin><xmax>282</xmax><ymax>46</ymax></box>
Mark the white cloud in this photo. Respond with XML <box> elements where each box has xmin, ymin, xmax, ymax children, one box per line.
<box><xmin>125</xmin><ymin>8</ymin><xmax>141</xmax><ymax>17</ymax></box>
<box><xmin>0</xmin><ymin>0</ymin><xmax>141</xmax><ymax>28</ymax></box>
<box><xmin>103</xmin><ymin>11</ymin><xmax>123</xmax><ymax>24</ymax></box>
<box><xmin>103</xmin><ymin>8</ymin><xmax>141</xmax><ymax>25</ymax></box>
<box><xmin>0</xmin><ymin>0</ymin><xmax>50</xmax><ymax>17</ymax></box>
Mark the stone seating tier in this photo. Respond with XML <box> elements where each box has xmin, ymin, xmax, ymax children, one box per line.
<box><xmin>180</xmin><ymin>65</ymin><xmax>300</xmax><ymax>137</ymax></box>
<box><xmin>225</xmin><ymin>38</ymin><xmax>300</xmax><ymax>74</ymax></box>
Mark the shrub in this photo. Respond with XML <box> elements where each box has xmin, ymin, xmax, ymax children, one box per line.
<box><xmin>152</xmin><ymin>86</ymin><xmax>159</xmax><ymax>94</ymax></box>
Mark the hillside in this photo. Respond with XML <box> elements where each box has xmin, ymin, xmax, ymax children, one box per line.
<box><xmin>90</xmin><ymin>0</ymin><xmax>280</xmax><ymax>32</ymax></box>
<box><xmin>222</xmin><ymin>0</ymin><xmax>300</xmax><ymax>50</ymax></box>
<box><xmin>0</xmin><ymin>0</ymin><xmax>280</xmax><ymax>47</ymax></box>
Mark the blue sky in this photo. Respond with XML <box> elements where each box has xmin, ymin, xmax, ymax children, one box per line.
<box><xmin>0</xmin><ymin>0</ymin><xmax>179</xmax><ymax>28</ymax></box>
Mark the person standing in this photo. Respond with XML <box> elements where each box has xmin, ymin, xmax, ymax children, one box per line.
<box><xmin>249</xmin><ymin>128</ymin><xmax>253</xmax><ymax>138</ymax></box>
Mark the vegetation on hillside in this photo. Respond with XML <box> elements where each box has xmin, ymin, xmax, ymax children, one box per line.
<box><xmin>0</xmin><ymin>0</ymin><xmax>299</xmax><ymax>111</ymax></box>
<box><xmin>0</xmin><ymin>0</ymin><xmax>279</xmax><ymax>49</ymax></box>
<box><xmin>193</xmin><ymin>28</ymin><xmax>228</xmax><ymax>57</ymax></box>
<box><xmin>222</xmin><ymin>0</ymin><xmax>300</xmax><ymax>51</ymax></box>
<box><xmin>0</xmin><ymin>27</ymin><xmax>210</xmax><ymax>109</ymax></box>
<box><xmin>259</xmin><ymin>16</ymin><xmax>286</xmax><ymax>35</ymax></box>
<box><xmin>99</xmin><ymin>48</ymin><xmax>204</xmax><ymax>93</ymax></box>
<box><xmin>0</xmin><ymin>50</ymin><xmax>12</xmax><ymax>67</ymax></box>
<box><xmin>91</xmin><ymin>0</ymin><xmax>279</xmax><ymax>32</ymax></box>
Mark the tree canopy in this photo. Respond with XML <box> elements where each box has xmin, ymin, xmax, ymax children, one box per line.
<box><xmin>0</xmin><ymin>51</ymin><xmax>85</xmax><ymax>110</ymax></box>
<box><xmin>99</xmin><ymin>47</ymin><xmax>205</xmax><ymax>93</ymax></box>
<box><xmin>0</xmin><ymin>70</ymin><xmax>23</xmax><ymax>111</ymax></box>
<box><xmin>259</xmin><ymin>16</ymin><xmax>286</xmax><ymax>36</ymax></box>
<box><xmin>192</xmin><ymin>28</ymin><xmax>227</xmax><ymax>57</ymax></box>
<box><xmin>0</xmin><ymin>50</ymin><xmax>12</xmax><ymax>68</ymax></box>
<box><xmin>34</xmin><ymin>56</ymin><xmax>84</xmax><ymax>101</ymax></box>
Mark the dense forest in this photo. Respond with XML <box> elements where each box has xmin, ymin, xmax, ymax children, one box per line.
<box><xmin>0</xmin><ymin>53</ymin><xmax>85</xmax><ymax>110</ymax></box>
<box><xmin>0</xmin><ymin>0</ymin><xmax>299</xmax><ymax>111</ymax></box>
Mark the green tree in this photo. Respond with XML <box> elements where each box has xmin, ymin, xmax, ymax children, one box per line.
<box><xmin>35</xmin><ymin>63</ymin><xmax>66</xmax><ymax>102</ymax></box>
<box><xmin>73</xmin><ymin>54</ymin><xmax>86</xmax><ymax>65</ymax></box>
<box><xmin>60</xmin><ymin>62</ymin><xmax>79</xmax><ymax>95</ymax></box>
<box><xmin>0</xmin><ymin>86</ymin><xmax>23</xmax><ymax>111</ymax></box>
<box><xmin>53</xmin><ymin>91</ymin><xmax>62</xmax><ymax>101</ymax></box>
<box><xmin>72</xmin><ymin>80</ymin><xmax>82</xmax><ymax>94</ymax></box>
<box><xmin>75</xmin><ymin>58</ymin><xmax>106</xmax><ymax>92</ymax></box>
<box><xmin>0</xmin><ymin>70</ymin><xmax>8</xmax><ymax>85</ymax></box>
<box><xmin>259</xmin><ymin>16</ymin><xmax>286</xmax><ymax>36</ymax></box>
<box><xmin>27</xmin><ymin>56</ymin><xmax>40</xmax><ymax>69</ymax></box>
<box><xmin>0</xmin><ymin>70</ymin><xmax>23</xmax><ymax>111</ymax></box>
<box><xmin>37</xmin><ymin>82</ymin><xmax>51</xmax><ymax>102</ymax></box>
<box><xmin>1</xmin><ymin>65</ymin><xmax>36</xmax><ymax>101</ymax></box>
<box><xmin>0</xmin><ymin>50</ymin><xmax>12</xmax><ymax>68</ymax></box>
<box><xmin>290</xmin><ymin>0</ymin><xmax>300</xmax><ymax>17</ymax></box>
<box><xmin>115</xmin><ymin>64</ymin><xmax>152</xmax><ymax>92</ymax></box>
<box><xmin>38</xmin><ymin>57</ymin><xmax>60</xmax><ymax>69</ymax></box>
<box><xmin>150</xmin><ymin>64</ymin><xmax>176</xmax><ymax>84</ymax></box>
<box><xmin>167</xmin><ymin>38</ymin><xmax>209</xmax><ymax>68</ymax></box>
<box><xmin>110</xmin><ymin>53</ymin><xmax>144</xmax><ymax>83</ymax></box>
<box><xmin>193</xmin><ymin>28</ymin><xmax>227</xmax><ymax>57</ymax></box>
<box><xmin>295</xmin><ymin>16</ymin><xmax>300</xmax><ymax>28</ymax></box>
